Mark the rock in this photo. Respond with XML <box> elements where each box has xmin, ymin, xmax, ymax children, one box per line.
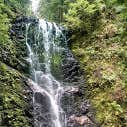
<box><xmin>64</xmin><ymin>86</ymin><xmax>83</xmax><ymax>96</ymax></box>
<box><xmin>65</xmin><ymin>86</ymin><xmax>79</xmax><ymax>93</ymax></box>
<box><xmin>61</xmin><ymin>49</ymin><xmax>97</xmax><ymax>126</ymax></box>
<box><xmin>62</xmin><ymin>49</ymin><xmax>84</xmax><ymax>84</ymax></box>
<box><xmin>69</xmin><ymin>115</ymin><xmax>93</xmax><ymax>125</ymax></box>
<box><xmin>17</xmin><ymin>35</ymin><xmax>25</xmax><ymax>39</ymax></box>
<box><xmin>27</xmin><ymin>78</ymin><xmax>34</xmax><ymax>86</ymax></box>
<box><xmin>15</xmin><ymin>16</ymin><xmax>37</xmax><ymax>24</ymax></box>
<box><xmin>34</xmin><ymin>92</ymin><xmax>51</xmax><ymax>108</ymax></box>
<box><xmin>10</xmin><ymin>29</ymin><xmax>16</xmax><ymax>36</ymax></box>
<box><xmin>80</xmin><ymin>100</ymin><xmax>90</xmax><ymax>114</ymax></box>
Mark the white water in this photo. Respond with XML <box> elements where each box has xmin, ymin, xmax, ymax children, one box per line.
<box><xmin>26</xmin><ymin>1</ymin><xmax>66</xmax><ymax>127</ymax></box>
<box><xmin>31</xmin><ymin>0</ymin><xmax>40</xmax><ymax>16</ymax></box>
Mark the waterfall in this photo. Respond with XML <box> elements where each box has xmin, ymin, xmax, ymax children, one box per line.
<box><xmin>26</xmin><ymin>1</ymin><xmax>67</xmax><ymax>126</ymax></box>
<box><xmin>31</xmin><ymin>0</ymin><xmax>40</xmax><ymax>16</ymax></box>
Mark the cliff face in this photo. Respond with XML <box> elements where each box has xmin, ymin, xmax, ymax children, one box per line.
<box><xmin>13</xmin><ymin>16</ymin><xmax>97</xmax><ymax>127</ymax></box>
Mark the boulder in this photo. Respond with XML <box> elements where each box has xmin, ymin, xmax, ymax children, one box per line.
<box><xmin>69</xmin><ymin>115</ymin><xmax>93</xmax><ymax>125</ymax></box>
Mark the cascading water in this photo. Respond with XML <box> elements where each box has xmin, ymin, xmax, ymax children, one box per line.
<box><xmin>26</xmin><ymin>1</ymin><xmax>67</xmax><ymax>126</ymax></box>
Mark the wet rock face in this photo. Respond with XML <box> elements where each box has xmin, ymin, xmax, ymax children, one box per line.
<box><xmin>14</xmin><ymin>16</ymin><xmax>39</xmax><ymax>24</ymax></box>
<box><xmin>8</xmin><ymin>16</ymin><xmax>39</xmax><ymax>74</ymax></box>
<box><xmin>34</xmin><ymin>92</ymin><xmax>53</xmax><ymax>127</ymax></box>
<box><xmin>61</xmin><ymin>50</ymin><xmax>97</xmax><ymax>127</ymax></box>
<box><xmin>34</xmin><ymin>92</ymin><xmax>51</xmax><ymax>109</ymax></box>
<box><xmin>62</xmin><ymin>50</ymin><xmax>83</xmax><ymax>84</ymax></box>
<box><xmin>10</xmin><ymin>16</ymin><xmax>97</xmax><ymax>127</ymax></box>
<box><xmin>7</xmin><ymin>16</ymin><xmax>39</xmax><ymax>126</ymax></box>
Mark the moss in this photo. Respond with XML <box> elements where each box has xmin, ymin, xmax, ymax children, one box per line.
<box><xmin>0</xmin><ymin>62</ymin><xmax>31</xmax><ymax>126</ymax></box>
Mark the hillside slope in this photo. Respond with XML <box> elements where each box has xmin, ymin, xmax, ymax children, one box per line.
<box><xmin>64</xmin><ymin>0</ymin><xmax>127</xmax><ymax>126</ymax></box>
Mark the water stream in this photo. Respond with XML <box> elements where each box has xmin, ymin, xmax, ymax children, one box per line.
<box><xmin>26</xmin><ymin>1</ymin><xmax>67</xmax><ymax>126</ymax></box>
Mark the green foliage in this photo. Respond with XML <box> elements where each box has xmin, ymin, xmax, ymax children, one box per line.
<box><xmin>0</xmin><ymin>63</ymin><xmax>30</xmax><ymax>126</ymax></box>
<box><xmin>0</xmin><ymin>0</ymin><xmax>31</xmax><ymax>126</ymax></box>
<box><xmin>64</xmin><ymin>0</ymin><xmax>127</xmax><ymax>126</ymax></box>
<box><xmin>64</xmin><ymin>0</ymin><xmax>103</xmax><ymax>34</ymax></box>
<box><xmin>51</xmin><ymin>53</ymin><xmax>62</xmax><ymax>79</ymax></box>
<box><xmin>0</xmin><ymin>0</ymin><xmax>30</xmax><ymax>44</ymax></box>
<box><xmin>0</xmin><ymin>2</ymin><xmax>10</xmax><ymax>44</ymax></box>
<box><xmin>4</xmin><ymin>0</ymin><xmax>31</xmax><ymax>15</ymax></box>
<box><xmin>39</xmin><ymin>0</ymin><xmax>64</xmax><ymax>22</ymax></box>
